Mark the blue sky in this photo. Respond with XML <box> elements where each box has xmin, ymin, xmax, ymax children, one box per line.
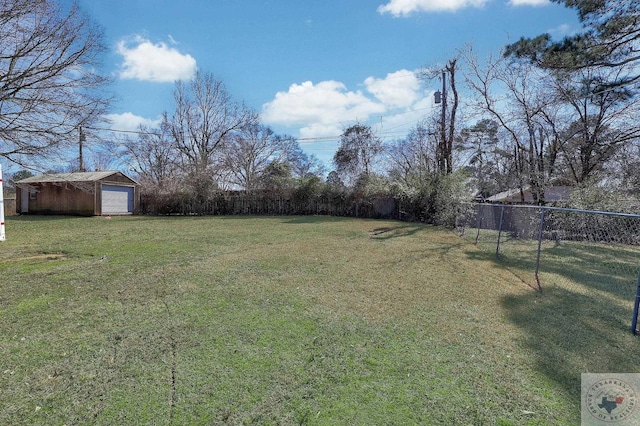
<box><xmin>71</xmin><ymin>0</ymin><xmax>580</xmax><ymax>166</ymax></box>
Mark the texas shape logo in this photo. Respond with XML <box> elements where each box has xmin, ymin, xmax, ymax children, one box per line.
<box><xmin>585</xmin><ymin>378</ymin><xmax>637</xmax><ymax>423</ymax></box>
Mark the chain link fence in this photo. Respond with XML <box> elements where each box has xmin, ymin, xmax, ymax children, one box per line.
<box><xmin>457</xmin><ymin>203</ymin><xmax>640</xmax><ymax>333</ymax></box>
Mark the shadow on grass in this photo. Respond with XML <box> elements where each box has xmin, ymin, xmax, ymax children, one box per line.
<box><xmin>5</xmin><ymin>214</ymin><xmax>88</xmax><ymax>222</ymax></box>
<box><xmin>464</xmin><ymin>249</ymin><xmax>542</xmax><ymax>291</ymax></box>
<box><xmin>468</xmin><ymin>237</ymin><xmax>640</xmax><ymax>298</ymax></box>
<box><xmin>539</xmin><ymin>243</ymin><xmax>640</xmax><ymax>296</ymax></box>
<box><xmin>280</xmin><ymin>215</ymin><xmax>354</xmax><ymax>224</ymax></box>
<box><xmin>467</xmin><ymin>239</ymin><xmax>640</xmax><ymax>401</ymax></box>
<box><xmin>501</xmin><ymin>286</ymin><xmax>640</xmax><ymax>402</ymax></box>
<box><xmin>368</xmin><ymin>223</ymin><xmax>427</xmax><ymax>240</ymax></box>
<box><xmin>154</xmin><ymin>214</ymin><xmax>354</xmax><ymax>224</ymax></box>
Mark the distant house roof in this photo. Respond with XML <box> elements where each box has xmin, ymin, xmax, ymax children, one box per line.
<box><xmin>486</xmin><ymin>185</ymin><xmax>573</xmax><ymax>203</ymax></box>
<box><xmin>485</xmin><ymin>187</ymin><xmax>523</xmax><ymax>203</ymax></box>
<box><xmin>16</xmin><ymin>171</ymin><xmax>137</xmax><ymax>185</ymax></box>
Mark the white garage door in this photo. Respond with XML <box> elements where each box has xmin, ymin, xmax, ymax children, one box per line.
<box><xmin>102</xmin><ymin>185</ymin><xmax>134</xmax><ymax>214</ymax></box>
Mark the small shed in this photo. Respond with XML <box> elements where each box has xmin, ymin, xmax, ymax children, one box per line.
<box><xmin>16</xmin><ymin>171</ymin><xmax>138</xmax><ymax>216</ymax></box>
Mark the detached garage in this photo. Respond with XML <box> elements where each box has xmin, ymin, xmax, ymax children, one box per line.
<box><xmin>16</xmin><ymin>171</ymin><xmax>138</xmax><ymax>216</ymax></box>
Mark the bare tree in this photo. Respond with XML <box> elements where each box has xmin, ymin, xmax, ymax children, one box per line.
<box><xmin>333</xmin><ymin>123</ymin><xmax>383</xmax><ymax>184</ymax></box>
<box><xmin>86</xmin><ymin>147</ymin><xmax>121</xmax><ymax>172</ymax></box>
<box><xmin>220</xmin><ymin>124</ymin><xmax>281</xmax><ymax>191</ymax></box>
<box><xmin>163</xmin><ymin>71</ymin><xmax>258</xmax><ymax>195</ymax></box>
<box><xmin>220</xmin><ymin>126</ymin><xmax>326</xmax><ymax>190</ymax></box>
<box><xmin>440</xmin><ymin>59</ymin><xmax>460</xmax><ymax>174</ymax></box>
<box><xmin>276</xmin><ymin>135</ymin><xmax>326</xmax><ymax>179</ymax></box>
<box><xmin>0</xmin><ymin>0</ymin><xmax>111</xmax><ymax>164</ymax></box>
<box><xmin>465</xmin><ymin>49</ymin><xmax>560</xmax><ymax>204</ymax></box>
<box><xmin>457</xmin><ymin>119</ymin><xmax>516</xmax><ymax>198</ymax></box>
<box><xmin>612</xmin><ymin>140</ymin><xmax>640</xmax><ymax>197</ymax></box>
<box><xmin>548</xmin><ymin>66</ymin><xmax>640</xmax><ymax>183</ymax></box>
<box><xmin>386</xmin><ymin>123</ymin><xmax>436</xmax><ymax>187</ymax></box>
<box><xmin>120</xmin><ymin>124</ymin><xmax>180</xmax><ymax>188</ymax></box>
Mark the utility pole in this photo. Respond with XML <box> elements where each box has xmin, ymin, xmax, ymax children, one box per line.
<box><xmin>441</xmin><ymin>70</ymin><xmax>447</xmax><ymax>171</ymax></box>
<box><xmin>79</xmin><ymin>127</ymin><xmax>86</xmax><ymax>172</ymax></box>
<box><xmin>434</xmin><ymin>70</ymin><xmax>447</xmax><ymax>173</ymax></box>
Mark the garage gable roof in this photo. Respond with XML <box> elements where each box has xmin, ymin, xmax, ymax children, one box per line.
<box><xmin>16</xmin><ymin>171</ymin><xmax>137</xmax><ymax>185</ymax></box>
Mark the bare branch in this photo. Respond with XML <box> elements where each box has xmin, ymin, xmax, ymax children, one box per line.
<box><xmin>0</xmin><ymin>0</ymin><xmax>111</xmax><ymax>164</ymax></box>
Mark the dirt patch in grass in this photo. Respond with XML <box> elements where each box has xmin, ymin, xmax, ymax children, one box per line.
<box><xmin>0</xmin><ymin>252</ymin><xmax>67</xmax><ymax>263</ymax></box>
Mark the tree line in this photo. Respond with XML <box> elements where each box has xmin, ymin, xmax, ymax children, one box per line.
<box><xmin>2</xmin><ymin>0</ymin><xmax>639</xmax><ymax>224</ymax></box>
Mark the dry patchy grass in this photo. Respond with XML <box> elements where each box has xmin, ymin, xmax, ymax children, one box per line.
<box><xmin>0</xmin><ymin>215</ymin><xmax>638</xmax><ymax>425</ymax></box>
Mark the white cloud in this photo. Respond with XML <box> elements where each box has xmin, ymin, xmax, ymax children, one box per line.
<box><xmin>104</xmin><ymin>112</ymin><xmax>161</xmax><ymax>132</ymax></box>
<box><xmin>509</xmin><ymin>0</ymin><xmax>549</xmax><ymax>5</ymax></box>
<box><xmin>364</xmin><ymin>70</ymin><xmax>420</xmax><ymax>108</ymax></box>
<box><xmin>378</xmin><ymin>0</ymin><xmax>488</xmax><ymax>16</ymax></box>
<box><xmin>299</xmin><ymin>122</ymin><xmax>344</xmax><ymax>140</ymax></box>
<box><xmin>262</xmin><ymin>80</ymin><xmax>386</xmax><ymax>138</ymax></box>
<box><xmin>262</xmin><ymin>71</ymin><xmax>429</xmax><ymax>140</ymax></box>
<box><xmin>116</xmin><ymin>35</ymin><xmax>197</xmax><ymax>83</ymax></box>
<box><xmin>376</xmin><ymin>96</ymin><xmax>433</xmax><ymax>135</ymax></box>
<box><xmin>548</xmin><ymin>23</ymin><xmax>572</xmax><ymax>37</ymax></box>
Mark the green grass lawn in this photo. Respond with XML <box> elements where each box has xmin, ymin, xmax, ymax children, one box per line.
<box><xmin>1</xmin><ymin>215</ymin><xmax>639</xmax><ymax>425</ymax></box>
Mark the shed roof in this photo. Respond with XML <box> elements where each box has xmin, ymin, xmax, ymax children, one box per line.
<box><xmin>16</xmin><ymin>171</ymin><xmax>136</xmax><ymax>184</ymax></box>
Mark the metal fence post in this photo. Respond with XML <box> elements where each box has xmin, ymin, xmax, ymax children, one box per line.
<box><xmin>496</xmin><ymin>205</ymin><xmax>505</xmax><ymax>259</ymax></box>
<box><xmin>631</xmin><ymin>270</ymin><xmax>640</xmax><ymax>335</ymax></box>
<box><xmin>534</xmin><ymin>208</ymin><xmax>545</xmax><ymax>292</ymax></box>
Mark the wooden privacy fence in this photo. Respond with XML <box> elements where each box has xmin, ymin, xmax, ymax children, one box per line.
<box><xmin>3</xmin><ymin>195</ymin><xmax>16</xmax><ymax>216</ymax></box>
<box><xmin>140</xmin><ymin>193</ymin><xmax>403</xmax><ymax>219</ymax></box>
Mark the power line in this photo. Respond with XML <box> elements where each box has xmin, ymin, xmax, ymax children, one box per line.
<box><xmin>82</xmin><ymin>124</ymin><xmax>422</xmax><ymax>144</ymax></box>
<box><xmin>84</xmin><ymin>125</ymin><xmax>161</xmax><ymax>136</ymax></box>
<box><xmin>10</xmin><ymin>108</ymin><xmax>432</xmax><ymax>144</ymax></box>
